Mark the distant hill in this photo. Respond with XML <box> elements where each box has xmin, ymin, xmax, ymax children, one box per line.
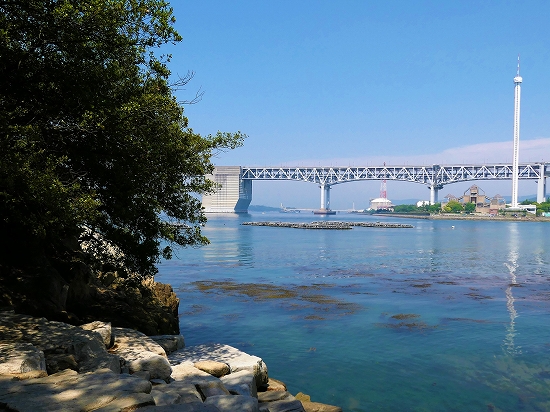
<box><xmin>248</xmin><ymin>204</ymin><xmax>281</xmax><ymax>212</ymax></box>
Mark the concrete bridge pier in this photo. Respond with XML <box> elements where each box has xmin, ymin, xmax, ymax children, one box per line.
<box><xmin>537</xmin><ymin>163</ymin><xmax>547</xmax><ymax>203</ymax></box>
<box><xmin>429</xmin><ymin>185</ymin><xmax>439</xmax><ymax>205</ymax></box>
<box><xmin>320</xmin><ymin>184</ymin><xmax>331</xmax><ymax>210</ymax></box>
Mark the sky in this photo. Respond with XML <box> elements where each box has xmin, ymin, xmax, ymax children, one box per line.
<box><xmin>166</xmin><ymin>1</ymin><xmax>550</xmax><ymax>209</ymax></box>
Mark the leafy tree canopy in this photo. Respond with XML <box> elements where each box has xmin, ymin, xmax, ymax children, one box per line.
<box><xmin>0</xmin><ymin>0</ymin><xmax>245</xmax><ymax>279</ymax></box>
<box><xmin>443</xmin><ymin>200</ymin><xmax>464</xmax><ymax>213</ymax></box>
<box><xmin>464</xmin><ymin>202</ymin><xmax>476</xmax><ymax>213</ymax></box>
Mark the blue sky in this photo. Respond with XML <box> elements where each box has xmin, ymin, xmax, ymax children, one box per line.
<box><xmin>167</xmin><ymin>1</ymin><xmax>550</xmax><ymax>208</ymax></box>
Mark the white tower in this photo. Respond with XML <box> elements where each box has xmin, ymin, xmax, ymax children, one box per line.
<box><xmin>511</xmin><ymin>55</ymin><xmax>522</xmax><ymax>209</ymax></box>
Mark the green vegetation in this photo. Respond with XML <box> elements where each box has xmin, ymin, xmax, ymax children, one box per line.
<box><xmin>520</xmin><ymin>200</ymin><xmax>550</xmax><ymax>215</ymax></box>
<box><xmin>443</xmin><ymin>200</ymin><xmax>464</xmax><ymax>213</ymax></box>
<box><xmin>0</xmin><ymin>1</ymin><xmax>244</xmax><ymax>318</ymax></box>
<box><xmin>386</xmin><ymin>203</ymin><xmax>441</xmax><ymax>214</ymax></box>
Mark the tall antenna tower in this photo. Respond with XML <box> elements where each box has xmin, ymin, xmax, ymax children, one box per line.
<box><xmin>511</xmin><ymin>55</ymin><xmax>522</xmax><ymax>209</ymax></box>
<box><xmin>380</xmin><ymin>162</ymin><xmax>387</xmax><ymax>199</ymax></box>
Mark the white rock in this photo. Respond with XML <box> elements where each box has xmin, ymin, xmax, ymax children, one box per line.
<box><xmin>150</xmin><ymin>335</ymin><xmax>185</xmax><ymax>354</ymax></box>
<box><xmin>0</xmin><ymin>342</ymin><xmax>46</xmax><ymax>374</ymax></box>
<box><xmin>152</xmin><ymin>388</ymin><xmax>182</xmax><ymax>405</ymax></box>
<box><xmin>205</xmin><ymin>394</ymin><xmax>260</xmax><ymax>412</ymax></box>
<box><xmin>110</xmin><ymin>327</ymin><xmax>172</xmax><ymax>380</ymax></box>
<box><xmin>0</xmin><ymin>368</ymin><xmax>153</xmax><ymax>412</ymax></box>
<box><xmin>138</xmin><ymin>403</ymin><xmax>222</xmax><ymax>411</ymax></box>
<box><xmin>0</xmin><ymin>312</ymin><xmax>120</xmax><ymax>374</ymax></box>
<box><xmin>123</xmin><ymin>350</ymin><xmax>172</xmax><ymax>381</ymax></box>
<box><xmin>171</xmin><ymin>362</ymin><xmax>220</xmax><ymax>383</ymax></box>
<box><xmin>221</xmin><ymin>370</ymin><xmax>257</xmax><ymax>397</ymax></box>
<box><xmin>112</xmin><ymin>327</ymin><xmax>168</xmax><ymax>357</ymax></box>
<box><xmin>169</xmin><ymin>344</ymin><xmax>268</xmax><ymax>387</ymax></box>
<box><xmin>195</xmin><ymin>380</ymin><xmax>231</xmax><ymax>398</ymax></box>
<box><xmin>152</xmin><ymin>381</ymin><xmax>203</xmax><ymax>404</ymax></box>
<box><xmin>258</xmin><ymin>399</ymin><xmax>305</xmax><ymax>412</ymax></box>
<box><xmin>80</xmin><ymin>321</ymin><xmax>112</xmax><ymax>348</ymax></box>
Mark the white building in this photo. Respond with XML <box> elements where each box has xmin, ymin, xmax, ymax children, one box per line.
<box><xmin>369</xmin><ymin>197</ymin><xmax>394</xmax><ymax>211</ymax></box>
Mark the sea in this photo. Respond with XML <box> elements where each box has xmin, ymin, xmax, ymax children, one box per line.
<box><xmin>156</xmin><ymin>212</ymin><xmax>550</xmax><ymax>412</ymax></box>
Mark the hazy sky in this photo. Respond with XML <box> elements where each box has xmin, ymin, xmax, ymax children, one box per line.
<box><xmin>167</xmin><ymin>1</ymin><xmax>550</xmax><ymax>208</ymax></box>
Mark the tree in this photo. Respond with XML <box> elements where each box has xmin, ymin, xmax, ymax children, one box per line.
<box><xmin>444</xmin><ymin>200</ymin><xmax>464</xmax><ymax>213</ymax></box>
<box><xmin>464</xmin><ymin>202</ymin><xmax>476</xmax><ymax>213</ymax></box>
<box><xmin>0</xmin><ymin>1</ymin><xmax>244</xmax><ymax>280</ymax></box>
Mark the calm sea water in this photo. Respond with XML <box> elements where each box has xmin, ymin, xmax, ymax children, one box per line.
<box><xmin>157</xmin><ymin>212</ymin><xmax>550</xmax><ymax>412</ymax></box>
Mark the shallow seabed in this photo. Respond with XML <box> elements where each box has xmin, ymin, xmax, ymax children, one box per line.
<box><xmin>157</xmin><ymin>212</ymin><xmax>550</xmax><ymax>412</ymax></box>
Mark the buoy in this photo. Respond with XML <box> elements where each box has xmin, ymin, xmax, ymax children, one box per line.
<box><xmin>451</xmin><ymin>225</ymin><xmax>455</xmax><ymax>229</ymax></box>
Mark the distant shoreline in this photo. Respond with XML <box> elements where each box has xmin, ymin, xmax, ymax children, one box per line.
<box><xmin>372</xmin><ymin>213</ymin><xmax>550</xmax><ymax>222</ymax></box>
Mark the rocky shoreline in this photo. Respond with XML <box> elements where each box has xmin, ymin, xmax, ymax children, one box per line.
<box><xmin>0</xmin><ymin>312</ymin><xmax>341</xmax><ymax>412</ymax></box>
<box><xmin>242</xmin><ymin>221</ymin><xmax>413</xmax><ymax>229</ymax></box>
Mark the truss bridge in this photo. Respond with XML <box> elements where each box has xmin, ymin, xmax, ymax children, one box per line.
<box><xmin>203</xmin><ymin>163</ymin><xmax>549</xmax><ymax>213</ymax></box>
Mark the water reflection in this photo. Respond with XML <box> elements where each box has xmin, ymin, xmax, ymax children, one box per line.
<box><xmin>503</xmin><ymin>223</ymin><xmax>521</xmax><ymax>355</ymax></box>
<box><xmin>202</xmin><ymin>218</ymin><xmax>253</xmax><ymax>267</ymax></box>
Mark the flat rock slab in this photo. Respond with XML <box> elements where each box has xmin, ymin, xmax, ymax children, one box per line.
<box><xmin>138</xmin><ymin>404</ymin><xmax>222</xmax><ymax>411</ymax></box>
<box><xmin>196</xmin><ymin>380</ymin><xmax>231</xmax><ymax>398</ymax></box>
<box><xmin>0</xmin><ymin>368</ymin><xmax>153</xmax><ymax>412</ymax></box>
<box><xmin>111</xmin><ymin>327</ymin><xmax>168</xmax><ymax>357</ymax></box>
<box><xmin>301</xmin><ymin>401</ymin><xmax>343</xmax><ymax>412</ymax></box>
<box><xmin>259</xmin><ymin>399</ymin><xmax>305</xmax><ymax>412</ymax></box>
<box><xmin>205</xmin><ymin>394</ymin><xmax>259</xmax><ymax>412</ymax></box>
<box><xmin>150</xmin><ymin>335</ymin><xmax>185</xmax><ymax>354</ymax></box>
<box><xmin>258</xmin><ymin>391</ymin><xmax>296</xmax><ymax>403</ymax></box>
<box><xmin>169</xmin><ymin>344</ymin><xmax>268</xmax><ymax>387</ymax></box>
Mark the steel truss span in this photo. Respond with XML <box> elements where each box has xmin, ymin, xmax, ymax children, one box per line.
<box><xmin>242</xmin><ymin>164</ymin><xmax>545</xmax><ymax>186</ymax></box>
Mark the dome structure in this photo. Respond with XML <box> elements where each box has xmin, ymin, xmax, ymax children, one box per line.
<box><xmin>369</xmin><ymin>197</ymin><xmax>394</xmax><ymax>211</ymax></box>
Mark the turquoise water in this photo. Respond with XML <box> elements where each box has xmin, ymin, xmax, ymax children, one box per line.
<box><xmin>157</xmin><ymin>213</ymin><xmax>550</xmax><ymax>411</ymax></box>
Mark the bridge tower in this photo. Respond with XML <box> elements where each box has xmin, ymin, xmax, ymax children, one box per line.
<box><xmin>511</xmin><ymin>55</ymin><xmax>522</xmax><ymax>208</ymax></box>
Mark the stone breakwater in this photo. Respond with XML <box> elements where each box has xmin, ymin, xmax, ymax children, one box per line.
<box><xmin>0</xmin><ymin>312</ymin><xmax>341</xmax><ymax>412</ymax></box>
<box><xmin>242</xmin><ymin>221</ymin><xmax>414</xmax><ymax>229</ymax></box>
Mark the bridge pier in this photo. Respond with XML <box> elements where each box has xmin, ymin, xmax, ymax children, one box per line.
<box><xmin>537</xmin><ymin>164</ymin><xmax>547</xmax><ymax>203</ymax></box>
<box><xmin>320</xmin><ymin>184</ymin><xmax>331</xmax><ymax>210</ymax></box>
<box><xmin>429</xmin><ymin>185</ymin><xmax>439</xmax><ymax>205</ymax></box>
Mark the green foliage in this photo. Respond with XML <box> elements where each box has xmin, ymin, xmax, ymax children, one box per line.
<box><xmin>0</xmin><ymin>0</ymin><xmax>244</xmax><ymax>278</ymax></box>
<box><xmin>443</xmin><ymin>200</ymin><xmax>464</xmax><ymax>213</ymax></box>
<box><xmin>393</xmin><ymin>204</ymin><xmax>419</xmax><ymax>213</ymax></box>
<box><xmin>464</xmin><ymin>202</ymin><xmax>476</xmax><ymax>213</ymax></box>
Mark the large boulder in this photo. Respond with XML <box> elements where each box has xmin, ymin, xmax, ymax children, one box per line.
<box><xmin>151</xmin><ymin>381</ymin><xmax>203</xmax><ymax>405</ymax></box>
<box><xmin>150</xmin><ymin>334</ymin><xmax>185</xmax><ymax>354</ymax></box>
<box><xmin>170</xmin><ymin>362</ymin><xmax>221</xmax><ymax>383</ymax></box>
<box><xmin>111</xmin><ymin>327</ymin><xmax>168</xmax><ymax>357</ymax></box>
<box><xmin>169</xmin><ymin>344</ymin><xmax>268</xmax><ymax>387</ymax></box>
<box><xmin>221</xmin><ymin>370</ymin><xmax>257</xmax><ymax>397</ymax></box>
<box><xmin>0</xmin><ymin>342</ymin><xmax>47</xmax><ymax>377</ymax></box>
<box><xmin>80</xmin><ymin>320</ymin><xmax>112</xmax><ymax>348</ymax></box>
<box><xmin>110</xmin><ymin>326</ymin><xmax>172</xmax><ymax>380</ymax></box>
<box><xmin>0</xmin><ymin>368</ymin><xmax>153</xmax><ymax>412</ymax></box>
<box><xmin>0</xmin><ymin>312</ymin><xmax>120</xmax><ymax>374</ymax></box>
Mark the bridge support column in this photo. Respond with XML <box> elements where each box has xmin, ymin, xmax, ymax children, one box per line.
<box><xmin>320</xmin><ymin>184</ymin><xmax>331</xmax><ymax>209</ymax></box>
<box><xmin>430</xmin><ymin>186</ymin><xmax>439</xmax><ymax>205</ymax></box>
<box><xmin>537</xmin><ymin>164</ymin><xmax>547</xmax><ymax>203</ymax></box>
